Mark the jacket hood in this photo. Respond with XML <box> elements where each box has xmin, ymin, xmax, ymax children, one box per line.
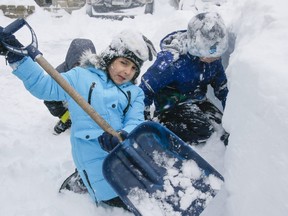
<box><xmin>79</xmin><ymin>50</ymin><xmax>102</xmax><ymax>69</ymax></box>
<box><xmin>160</xmin><ymin>30</ymin><xmax>188</xmax><ymax>62</ymax></box>
<box><xmin>56</xmin><ymin>38</ymin><xmax>96</xmax><ymax>72</ymax></box>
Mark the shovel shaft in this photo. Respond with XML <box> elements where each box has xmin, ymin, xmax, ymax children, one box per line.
<box><xmin>35</xmin><ymin>55</ymin><xmax>122</xmax><ymax>141</ymax></box>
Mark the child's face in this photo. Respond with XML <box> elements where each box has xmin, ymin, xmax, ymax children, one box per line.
<box><xmin>108</xmin><ymin>57</ymin><xmax>137</xmax><ymax>85</ymax></box>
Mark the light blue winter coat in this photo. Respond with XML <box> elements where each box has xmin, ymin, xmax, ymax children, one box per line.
<box><xmin>12</xmin><ymin>56</ymin><xmax>145</xmax><ymax>202</ymax></box>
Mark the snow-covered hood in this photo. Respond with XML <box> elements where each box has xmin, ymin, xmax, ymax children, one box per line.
<box><xmin>160</xmin><ymin>30</ymin><xmax>188</xmax><ymax>62</ymax></box>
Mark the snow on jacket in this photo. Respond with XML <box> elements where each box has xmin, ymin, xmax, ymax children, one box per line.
<box><xmin>139</xmin><ymin>30</ymin><xmax>228</xmax><ymax>113</ymax></box>
<box><xmin>12</xmin><ymin>56</ymin><xmax>145</xmax><ymax>202</ymax></box>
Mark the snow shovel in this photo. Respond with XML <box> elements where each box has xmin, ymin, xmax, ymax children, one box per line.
<box><xmin>1</xmin><ymin>19</ymin><xmax>224</xmax><ymax>216</ymax></box>
<box><xmin>103</xmin><ymin>121</ymin><xmax>224</xmax><ymax>216</ymax></box>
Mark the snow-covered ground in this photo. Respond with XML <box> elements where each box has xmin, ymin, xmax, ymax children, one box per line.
<box><xmin>0</xmin><ymin>0</ymin><xmax>288</xmax><ymax>216</ymax></box>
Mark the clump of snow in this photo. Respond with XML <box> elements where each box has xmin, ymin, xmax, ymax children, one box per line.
<box><xmin>102</xmin><ymin>29</ymin><xmax>152</xmax><ymax>62</ymax></box>
<box><xmin>128</xmin><ymin>188</ymin><xmax>179</xmax><ymax>216</ymax></box>
<box><xmin>208</xmin><ymin>174</ymin><xmax>223</xmax><ymax>190</ymax></box>
<box><xmin>127</xmin><ymin>151</ymin><xmax>224</xmax><ymax>216</ymax></box>
<box><xmin>181</xmin><ymin>160</ymin><xmax>202</xmax><ymax>179</ymax></box>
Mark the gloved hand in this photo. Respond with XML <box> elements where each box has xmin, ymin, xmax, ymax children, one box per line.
<box><xmin>0</xmin><ymin>27</ymin><xmax>8</xmax><ymax>56</ymax></box>
<box><xmin>0</xmin><ymin>28</ymin><xmax>24</xmax><ymax>64</ymax></box>
<box><xmin>0</xmin><ymin>43</ymin><xmax>7</xmax><ymax>56</ymax></box>
<box><xmin>98</xmin><ymin>130</ymin><xmax>128</xmax><ymax>152</ymax></box>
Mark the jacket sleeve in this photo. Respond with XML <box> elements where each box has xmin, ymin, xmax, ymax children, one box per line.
<box><xmin>139</xmin><ymin>51</ymin><xmax>175</xmax><ymax>107</ymax></box>
<box><xmin>122</xmin><ymin>88</ymin><xmax>145</xmax><ymax>133</ymax></box>
<box><xmin>12</xmin><ymin>57</ymin><xmax>75</xmax><ymax>102</ymax></box>
<box><xmin>210</xmin><ymin>60</ymin><xmax>229</xmax><ymax>109</ymax></box>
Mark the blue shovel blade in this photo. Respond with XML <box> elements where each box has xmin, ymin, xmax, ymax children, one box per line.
<box><xmin>103</xmin><ymin>122</ymin><xmax>224</xmax><ymax>216</ymax></box>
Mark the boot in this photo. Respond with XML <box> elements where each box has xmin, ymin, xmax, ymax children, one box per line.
<box><xmin>54</xmin><ymin>119</ymin><xmax>71</xmax><ymax>134</ymax></box>
<box><xmin>59</xmin><ymin>169</ymin><xmax>88</xmax><ymax>194</ymax></box>
<box><xmin>53</xmin><ymin>110</ymin><xmax>71</xmax><ymax>134</ymax></box>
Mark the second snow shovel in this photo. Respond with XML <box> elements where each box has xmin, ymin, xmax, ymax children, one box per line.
<box><xmin>1</xmin><ymin>19</ymin><xmax>224</xmax><ymax>216</ymax></box>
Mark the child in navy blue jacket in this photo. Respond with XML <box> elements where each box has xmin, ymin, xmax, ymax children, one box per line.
<box><xmin>140</xmin><ymin>12</ymin><xmax>229</xmax><ymax>146</ymax></box>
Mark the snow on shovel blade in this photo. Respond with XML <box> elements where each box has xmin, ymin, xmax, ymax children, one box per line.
<box><xmin>103</xmin><ymin>121</ymin><xmax>224</xmax><ymax>216</ymax></box>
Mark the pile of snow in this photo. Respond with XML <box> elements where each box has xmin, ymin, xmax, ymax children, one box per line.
<box><xmin>128</xmin><ymin>151</ymin><xmax>224</xmax><ymax>216</ymax></box>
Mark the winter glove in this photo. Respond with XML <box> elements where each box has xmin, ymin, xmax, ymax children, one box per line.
<box><xmin>0</xmin><ymin>27</ymin><xmax>9</xmax><ymax>56</ymax></box>
<box><xmin>98</xmin><ymin>130</ymin><xmax>128</xmax><ymax>152</ymax></box>
<box><xmin>0</xmin><ymin>28</ymin><xmax>24</xmax><ymax>64</ymax></box>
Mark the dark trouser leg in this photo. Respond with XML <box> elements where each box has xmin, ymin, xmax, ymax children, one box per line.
<box><xmin>43</xmin><ymin>100</ymin><xmax>67</xmax><ymax>117</ymax></box>
<box><xmin>196</xmin><ymin>100</ymin><xmax>223</xmax><ymax>124</ymax></box>
<box><xmin>197</xmin><ymin>100</ymin><xmax>229</xmax><ymax>146</ymax></box>
<box><xmin>158</xmin><ymin>102</ymin><xmax>214</xmax><ymax>145</ymax></box>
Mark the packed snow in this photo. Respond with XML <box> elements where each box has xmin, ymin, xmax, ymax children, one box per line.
<box><xmin>127</xmin><ymin>151</ymin><xmax>224</xmax><ymax>216</ymax></box>
<box><xmin>0</xmin><ymin>0</ymin><xmax>288</xmax><ymax>216</ymax></box>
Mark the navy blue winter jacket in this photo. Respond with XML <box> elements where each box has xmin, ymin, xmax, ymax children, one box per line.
<box><xmin>139</xmin><ymin>30</ymin><xmax>228</xmax><ymax>114</ymax></box>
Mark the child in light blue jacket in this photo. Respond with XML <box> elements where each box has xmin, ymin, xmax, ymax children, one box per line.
<box><xmin>0</xmin><ymin>29</ymin><xmax>156</xmax><ymax>210</ymax></box>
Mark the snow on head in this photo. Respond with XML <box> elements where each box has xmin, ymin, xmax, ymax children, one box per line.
<box><xmin>187</xmin><ymin>12</ymin><xmax>228</xmax><ymax>57</ymax></box>
<box><xmin>99</xmin><ymin>29</ymin><xmax>153</xmax><ymax>73</ymax></box>
<box><xmin>109</xmin><ymin>29</ymin><xmax>150</xmax><ymax>62</ymax></box>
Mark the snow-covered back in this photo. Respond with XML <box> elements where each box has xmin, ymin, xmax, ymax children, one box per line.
<box><xmin>0</xmin><ymin>0</ymin><xmax>288</xmax><ymax>216</ymax></box>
